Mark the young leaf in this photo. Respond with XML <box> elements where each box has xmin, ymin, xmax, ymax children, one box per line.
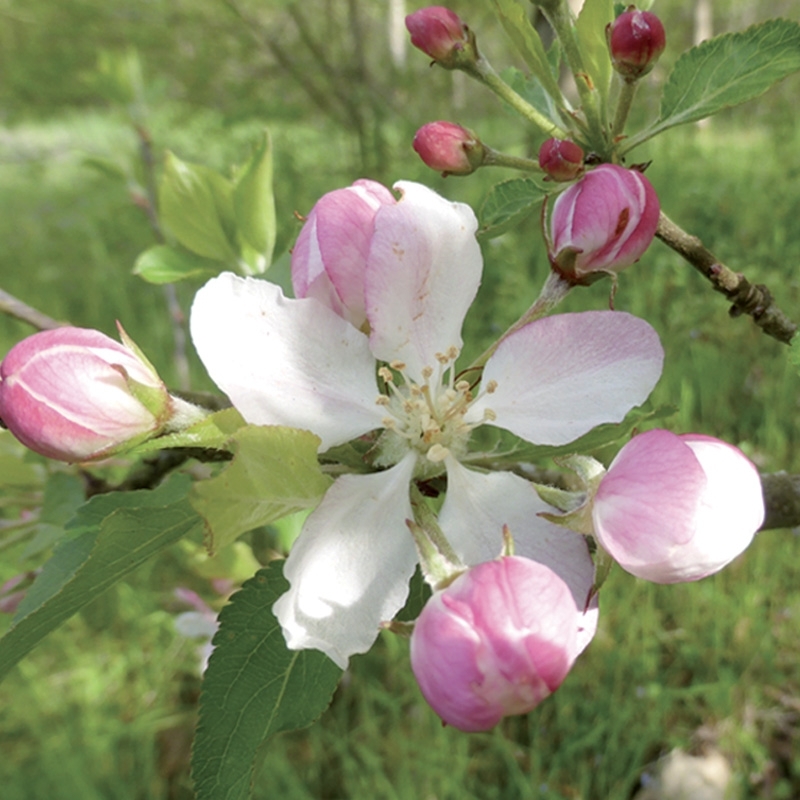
<box><xmin>190</xmin><ymin>425</ymin><xmax>332</xmax><ymax>554</ymax></box>
<box><xmin>192</xmin><ymin>563</ymin><xmax>342</xmax><ymax>800</ymax></box>
<box><xmin>575</xmin><ymin>0</ymin><xmax>614</xmax><ymax>109</ymax></box>
<box><xmin>623</xmin><ymin>19</ymin><xmax>800</xmax><ymax>151</ymax></box>
<box><xmin>130</xmin><ymin>407</ymin><xmax>246</xmax><ymax>455</ymax></box>
<box><xmin>503</xmin><ymin>67</ymin><xmax>566</xmax><ymax>130</ymax></box>
<box><xmin>478</xmin><ymin>178</ymin><xmax>549</xmax><ymax>239</ymax></box>
<box><xmin>133</xmin><ymin>244</ymin><xmax>219</xmax><ymax>284</ymax></box>
<box><xmin>234</xmin><ymin>130</ymin><xmax>277</xmax><ymax>271</ymax></box>
<box><xmin>160</xmin><ymin>151</ymin><xmax>238</xmax><ymax>262</ymax></box>
<box><xmin>491</xmin><ymin>0</ymin><xmax>564</xmax><ymax>103</ymax></box>
<box><xmin>0</xmin><ymin>474</ymin><xmax>202</xmax><ymax>682</ymax></box>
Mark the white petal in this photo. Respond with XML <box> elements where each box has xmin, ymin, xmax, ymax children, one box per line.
<box><xmin>190</xmin><ymin>273</ymin><xmax>385</xmax><ymax>452</ymax></box>
<box><xmin>439</xmin><ymin>458</ymin><xmax>598</xmax><ymax>656</ymax></box>
<box><xmin>365</xmin><ymin>181</ymin><xmax>482</xmax><ymax>381</ymax></box>
<box><xmin>272</xmin><ymin>454</ymin><xmax>418</xmax><ymax>668</ymax></box>
<box><xmin>471</xmin><ymin>311</ymin><xmax>663</xmax><ymax>445</ymax></box>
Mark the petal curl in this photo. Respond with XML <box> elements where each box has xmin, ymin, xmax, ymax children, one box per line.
<box><xmin>365</xmin><ymin>181</ymin><xmax>481</xmax><ymax>381</ymax></box>
<box><xmin>190</xmin><ymin>273</ymin><xmax>385</xmax><ymax>452</ymax></box>
<box><xmin>439</xmin><ymin>458</ymin><xmax>598</xmax><ymax>657</ymax></box>
<box><xmin>471</xmin><ymin>311</ymin><xmax>663</xmax><ymax>445</ymax></box>
<box><xmin>272</xmin><ymin>454</ymin><xmax>418</xmax><ymax>668</ymax></box>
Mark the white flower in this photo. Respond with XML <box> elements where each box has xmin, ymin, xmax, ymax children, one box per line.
<box><xmin>191</xmin><ymin>181</ymin><xmax>664</xmax><ymax>668</ymax></box>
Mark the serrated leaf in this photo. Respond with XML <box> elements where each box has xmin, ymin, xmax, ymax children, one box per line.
<box><xmin>190</xmin><ymin>426</ymin><xmax>332</xmax><ymax>554</ymax></box>
<box><xmin>503</xmin><ymin>67</ymin><xmax>566</xmax><ymax>131</ymax></box>
<box><xmin>491</xmin><ymin>0</ymin><xmax>564</xmax><ymax>103</ymax></box>
<box><xmin>478</xmin><ymin>178</ymin><xmax>549</xmax><ymax>238</ymax></box>
<box><xmin>131</xmin><ymin>407</ymin><xmax>246</xmax><ymax>455</ymax></box>
<box><xmin>192</xmin><ymin>563</ymin><xmax>341</xmax><ymax>800</ymax></box>
<box><xmin>22</xmin><ymin>473</ymin><xmax>86</xmax><ymax>561</ymax></box>
<box><xmin>0</xmin><ymin>474</ymin><xmax>201</xmax><ymax>681</ymax></box>
<box><xmin>160</xmin><ymin>152</ymin><xmax>238</xmax><ymax>262</ymax></box>
<box><xmin>624</xmin><ymin>19</ymin><xmax>800</xmax><ymax>151</ymax></box>
<box><xmin>234</xmin><ymin>130</ymin><xmax>276</xmax><ymax>271</ymax></box>
<box><xmin>133</xmin><ymin>244</ymin><xmax>219</xmax><ymax>284</ymax></box>
<box><xmin>575</xmin><ymin>0</ymin><xmax>614</xmax><ymax>108</ymax></box>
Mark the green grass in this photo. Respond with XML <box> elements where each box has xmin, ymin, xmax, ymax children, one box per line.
<box><xmin>2</xmin><ymin>108</ymin><xmax>800</xmax><ymax>798</ymax></box>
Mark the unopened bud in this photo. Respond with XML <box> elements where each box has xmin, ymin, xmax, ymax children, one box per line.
<box><xmin>413</xmin><ymin>122</ymin><xmax>485</xmax><ymax>176</ymax></box>
<box><xmin>538</xmin><ymin>138</ymin><xmax>585</xmax><ymax>182</ymax></box>
<box><xmin>405</xmin><ymin>6</ymin><xmax>476</xmax><ymax>69</ymax></box>
<box><xmin>607</xmin><ymin>7</ymin><xmax>666</xmax><ymax>80</ymax></box>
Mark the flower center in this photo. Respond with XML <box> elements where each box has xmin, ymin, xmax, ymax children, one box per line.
<box><xmin>374</xmin><ymin>346</ymin><xmax>496</xmax><ymax>472</ymax></box>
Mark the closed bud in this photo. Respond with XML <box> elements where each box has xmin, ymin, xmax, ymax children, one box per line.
<box><xmin>410</xmin><ymin>556</ymin><xmax>580</xmax><ymax>732</ymax></box>
<box><xmin>592</xmin><ymin>430</ymin><xmax>764</xmax><ymax>583</ymax></box>
<box><xmin>413</xmin><ymin>121</ymin><xmax>485</xmax><ymax>176</ymax></box>
<box><xmin>291</xmin><ymin>179</ymin><xmax>395</xmax><ymax>330</ymax></box>
<box><xmin>549</xmin><ymin>163</ymin><xmax>659</xmax><ymax>284</ymax></box>
<box><xmin>405</xmin><ymin>6</ymin><xmax>475</xmax><ymax>68</ymax></box>
<box><xmin>607</xmin><ymin>7</ymin><xmax>666</xmax><ymax>80</ymax></box>
<box><xmin>0</xmin><ymin>326</ymin><xmax>203</xmax><ymax>462</ymax></box>
<box><xmin>538</xmin><ymin>138</ymin><xmax>585</xmax><ymax>182</ymax></box>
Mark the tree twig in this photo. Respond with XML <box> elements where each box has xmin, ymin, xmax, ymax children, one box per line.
<box><xmin>656</xmin><ymin>211</ymin><xmax>798</xmax><ymax>345</ymax></box>
<box><xmin>0</xmin><ymin>288</ymin><xmax>66</xmax><ymax>331</ymax></box>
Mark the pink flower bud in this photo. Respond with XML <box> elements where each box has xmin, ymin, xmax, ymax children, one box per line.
<box><xmin>413</xmin><ymin>121</ymin><xmax>485</xmax><ymax>176</ymax></box>
<box><xmin>538</xmin><ymin>138</ymin><xmax>584</xmax><ymax>182</ymax></box>
<box><xmin>549</xmin><ymin>163</ymin><xmax>659</xmax><ymax>283</ymax></box>
<box><xmin>607</xmin><ymin>8</ymin><xmax>666</xmax><ymax>80</ymax></box>
<box><xmin>410</xmin><ymin>557</ymin><xmax>580</xmax><ymax>732</ymax></box>
<box><xmin>291</xmin><ymin>179</ymin><xmax>395</xmax><ymax>329</ymax></box>
<box><xmin>0</xmin><ymin>326</ymin><xmax>174</xmax><ymax>462</ymax></box>
<box><xmin>592</xmin><ymin>430</ymin><xmax>765</xmax><ymax>583</ymax></box>
<box><xmin>405</xmin><ymin>6</ymin><xmax>470</xmax><ymax>65</ymax></box>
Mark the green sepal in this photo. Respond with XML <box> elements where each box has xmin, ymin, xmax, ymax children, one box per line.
<box><xmin>233</xmin><ymin>130</ymin><xmax>276</xmax><ymax>271</ymax></box>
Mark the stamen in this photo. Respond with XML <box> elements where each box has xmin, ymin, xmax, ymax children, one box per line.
<box><xmin>427</xmin><ymin>443</ymin><xmax>449</xmax><ymax>462</ymax></box>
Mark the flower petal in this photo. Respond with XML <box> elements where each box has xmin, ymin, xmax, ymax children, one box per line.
<box><xmin>439</xmin><ymin>457</ymin><xmax>598</xmax><ymax>656</ymax></box>
<box><xmin>272</xmin><ymin>454</ymin><xmax>418</xmax><ymax>668</ymax></box>
<box><xmin>365</xmin><ymin>181</ymin><xmax>481</xmax><ymax>381</ymax></box>
<box><xmin>190</xmin><ymin>273</ymin><xmax>385</xmax><ymax>452</ymax></box>
<box><xmin>471</xmin><ymin>311</ymin><xmax>663</xmax><ymax>445</ymax></box>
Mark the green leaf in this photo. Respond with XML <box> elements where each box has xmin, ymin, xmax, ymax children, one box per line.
<box><xmin>234</xmin><ymin>130</ymin><xmax>276</xmax><ymax>272</ymax></box>
<box><xmin>22</xmin><ymin>473</ymin><xmax>86</xmax><ymax>561</ymax></box>
<box><xmin>491</xmin><ymin>0</ymin><xmax>564</xmax><ymax>103</ymax></box>
<box><xmin>478</xmin><ymin>178</ymin><xmax>549</xmax><ymax>239</ymax></box>
<box><xmin>160</xmin><ymin>152</ymin><xmax>238</xmax><ymax>262</ymax></box>
<box><xmin>190</xmin><ymin>426</ymin><xmax>332</xmax><ymax>554</ymax></box>
<box><xmin>625</xmin><ymin>19</ymin><xmax>800</xmax><ymax>151</ymax></box>
<box><xmin>192</xmin><ymin>563</ymin><xmax>342</xmax><ymax>800</ymax></box>
<box><xmin>133</xmin><ymin>244</ymin><xmax>219</xmax><ymax>284</ymax></box>
<box><xmin>0</xmin><ymin>474</ymin><xmax>202</xmax><ymax>681</ymax></box>
<box><xmin>503</xmin><ymin>67</ymin><xmax>565</xmax><ymax>131</ymax></box>
<box><xmin>131</xmin><ymin>407</ymin><xmax>246</xmax><ymax>455</ymax></box>
<box><xmin>575</xmin><ymin>0</ymin><xmax>614</xmax><ymax>109</ymax></box>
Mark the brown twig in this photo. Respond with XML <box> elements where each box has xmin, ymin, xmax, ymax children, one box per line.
<box><xmin>0</xmin><ymin>288</ymin><xmax>67</xmax><ymax>331</ymax></box>
<box><xmin>655</xmin><ymin>211</ymin><xmax>798</xmax><ymax>345</ymax></box>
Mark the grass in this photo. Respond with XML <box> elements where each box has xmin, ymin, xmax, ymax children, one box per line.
<box><xmin>1</xmin><ymin>107</ymin><xmax>800</xmax><ymax>798</ymax></box>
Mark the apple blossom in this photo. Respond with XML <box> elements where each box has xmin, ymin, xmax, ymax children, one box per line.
<box><xmin>592</xmin><ymin>429</ymin><xmax>765</xmax><ymax>583</ymax></box>
<box><xmin>405</xmin><ymin>7</ymin><xmax>470</xmax><ymax>65</ymax></box>
<box><xmin>190</xmin><ymin>180</ymin><xmax>664</xmax><ymax>668</ymax></box>
<box><xmin>0</xmin><ymin>326</ymin><xmax>204</xmax><ymax>462</ymax></box>
<box><xmin>413</xmin><ymin>122</ymin><xmax>485</xmax><ymax>176</ymax></box>
<box><xmin>291</xmin><ymin>179</ymin><xmax>395</xmax><ymax>329</ymax></box>
<box><xmin>607</xmin><ymin>8</ymin><xmax>667</xmax><ymax>80</ymax></box>
<box><xmin>538</xmin><ymin>138</ymin><xmax>584</xmax><ymax>182</ymax></box>
<box><xmin>410</xmin><ymin>556</ymin><xmax>579</xmax><ymax>732</ymax></box>
<box><xmin>549</xmin><ymin>163</ymin><xmax>660</xmax><ymax>284</ymax></box>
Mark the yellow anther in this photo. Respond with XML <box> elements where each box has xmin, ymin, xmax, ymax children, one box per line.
<box><xmin>378</xmin><ymin>366</ymin><xmax>394</xmax><ymax>383</ymax></box>
<box><xmin>375</xmin><ymin>395</ymin><xmax>391</xmax><ymax>406</ymax></box>
<box><xmin>389</xmin><ymin>360</ymin><xmax>406</xmax><ymax>371</ymax></box>
<box><xmin>485</xmin><ymin>379</ymin><xmax>498</xmax><ymax>393</ymax></box>
<box><xmin>427</xmin><ymin>444</ymin><xmax>449</xmax><ymax>462</ymax></box>
<box><xmin>421</xmin><ymin>365</ymin><xmax>434</xmax><ymax>379</ymax></box>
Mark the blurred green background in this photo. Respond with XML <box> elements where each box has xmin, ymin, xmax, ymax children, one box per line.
<box><xmin>1</xmin><ymin>0</ymin><xmax>800</xmax><ymax>797</ymax></box>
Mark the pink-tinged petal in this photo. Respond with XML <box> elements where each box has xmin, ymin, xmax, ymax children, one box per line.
<box><xmin>471</xmin><ymin>311</ymin><xmax>663</xmax><ymax>445</ymax></box>
<box><xmin>365</xmin><ymin>181</ymin><xmax>481</xmax><ymax>381</ymax></box>
<box><xmin>190</xmin><ymin>273</ymin><xmax>385</xmax><ymax>452</ymax></box>
<box><xmin>592</xmin><ymin>430</ymin><xmax>764</xmax><ymax>583</ymax></box>
<box><xmin>272</xmin><ymin>454</ymin><xmax>417</xmax><ymax>668</ymax></box>
<box><xmin>292</xmin><ymin>180</ymin><xmax>395</xmax><ymax>328</ymax></box>
<box><xmin>440</xmin><ymin>457</ymin><xmax>598</xmax><ymax>657</ymax></box>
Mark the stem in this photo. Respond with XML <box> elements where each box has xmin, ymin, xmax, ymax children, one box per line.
<box><xmin>469</xmin><ymin>57</ymin><xmax>569</xmax><ymax>140</ymax></box>
<box><xmin>610</xmin><ymin>78</ymin><xmax>638</xmax><ymax>140</ymax></box>
<box><xmin>0</xmin><ymin>288</ymin><xmax>66</xmax><ymax>331</ymax></box>
<box><xmin>469</xmin><ymin>271</ymin><xmax>573</xmax><ymax>371</ymax></box>
<box><xmin>655</xmin><ymin>211</ymin><xmax>798</xmax><ymax>344</ymax></box>
<box><xmin>482</xmin><ymin>147</ymin><xmax>543</xmax><ymax>173</ymax></box>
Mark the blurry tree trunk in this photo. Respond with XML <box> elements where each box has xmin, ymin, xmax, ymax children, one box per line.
<box><xmin>388</xmin><ymin>0</ymin><xmax>406</xmax><ymax>69</ymax></box>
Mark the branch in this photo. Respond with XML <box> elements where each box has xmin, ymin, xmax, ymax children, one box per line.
<box><xmin>0</xmin><ymin>288</ymin><xmax>66</xmax><ymax>331</ymax></box>
<box><xmin>656</xmin><ymin>211</ymin><xmax>798</xmax><ymax>345</ymax></box>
